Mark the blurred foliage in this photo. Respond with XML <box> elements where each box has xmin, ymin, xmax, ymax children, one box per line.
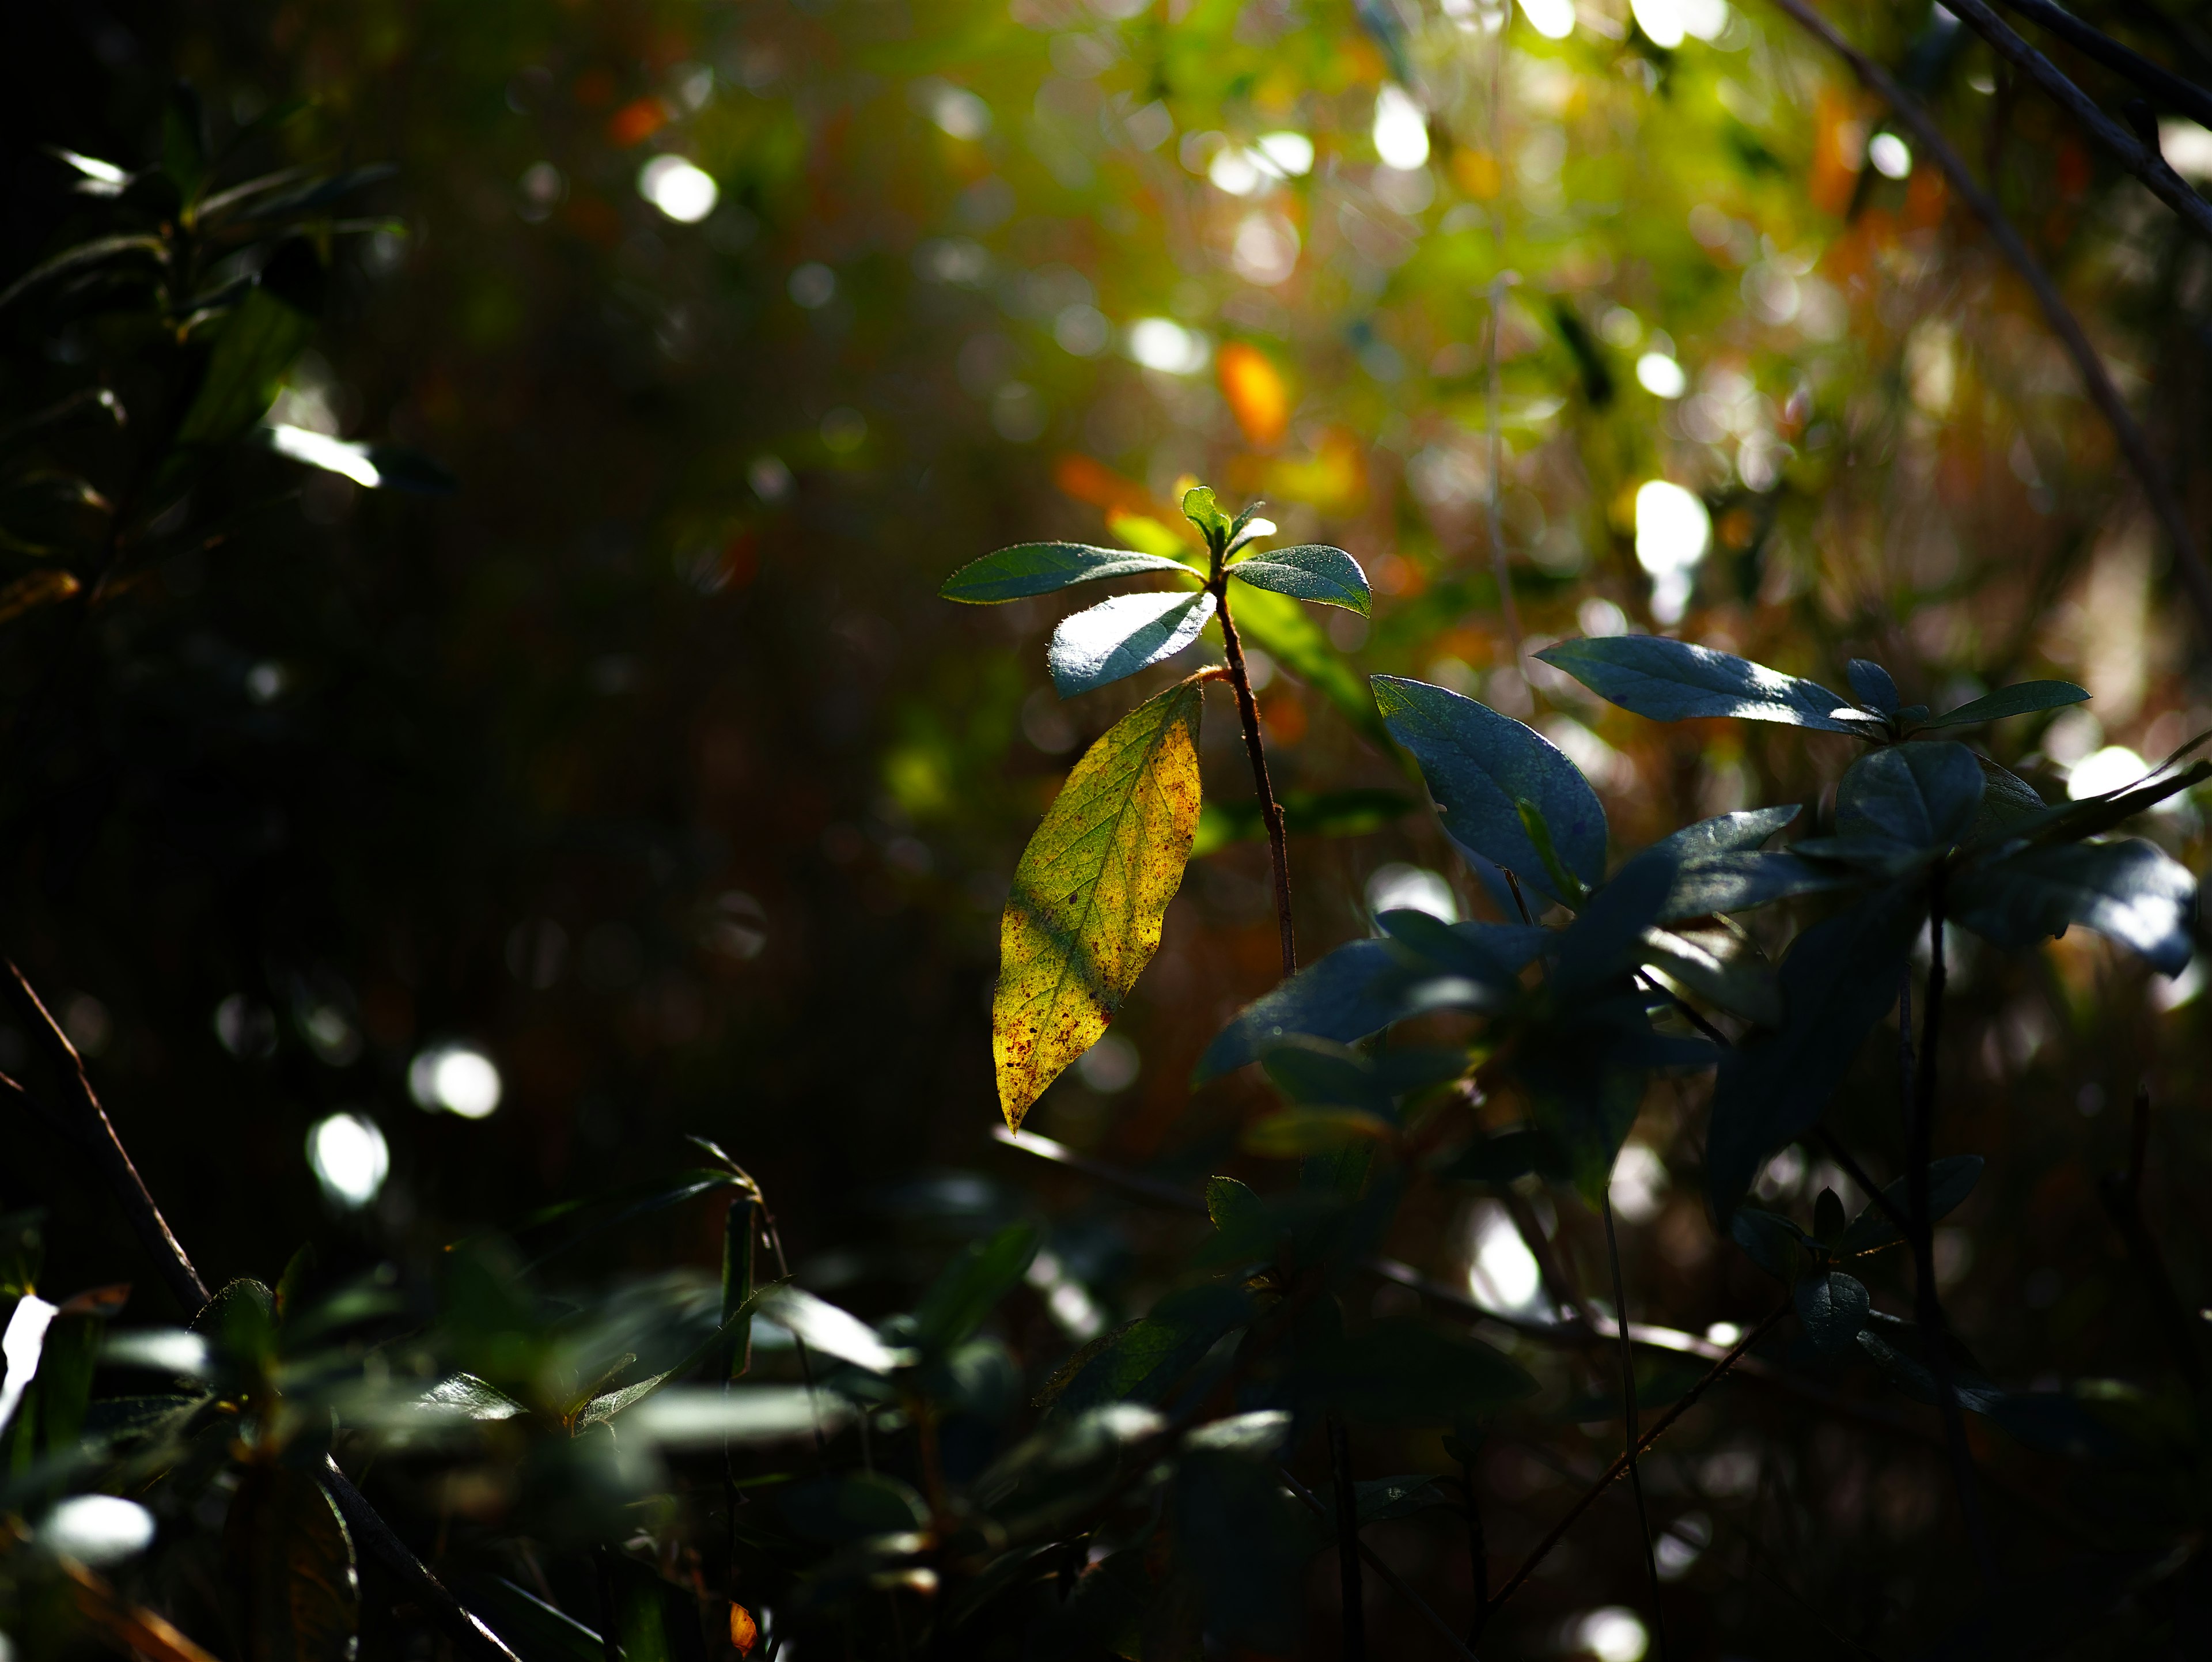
<box><xmin>3</xmin><ymin>0</ymin><xmax>2212</xmax><ymax>1653</ymax></box>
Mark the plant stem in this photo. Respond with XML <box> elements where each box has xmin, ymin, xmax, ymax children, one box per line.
<box><xmin>1602</xmin><ymin>1192</ymin><xmax>1671</xmax><ymax>1662</ymax></box>
<box><xmin>1328</xmin><ymin>1413</ymin><xmax>1365</xmax><ymax>1660</ymax></box>
<box><xmin>1</xmin><ymin>960</ymin><xmax>207</xmax><ymax>1312</ymax></box>
<box><xmin>1906</xmin><ymin>876</ymin><xmax>2001</xmax><ymax>1590</ymax></box>
<box><xmin>1458</xmin><ymin>1453</ymin><xmax>1487</xmax><ymax>1646</ymax></box>
<box><xmin>1990</xmin><ymin>0</ymin><xmax>2212</xmax><ymax>129</ymax></box>
<box><xmin>1211</xmin><ymin>581</ymin><xmax>1296</xmax><ymax>975</ymax></box>
<box><xmin>1762</xmin><ymin>0</ymin><xmax>2212</xmax><ymax>646</ymax></box>
<box><xmin>2097</xmin><ymin>1085</ymin><xmax>2212</xmax><ymax>1404</ymax></box>
<box><xmin>1480</xmin><ymin>1302</ymin><xmax>1790</xmax><ymax>1629</ymax></box>
<box><xmin>1279</xmin><ymin>1468</ymin><xmax>1476</xmax><ymax>1662</ymax></box>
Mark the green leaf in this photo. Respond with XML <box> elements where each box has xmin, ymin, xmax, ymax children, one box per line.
<box><xmin>1638</xmin><ymin>926</ymin><xmax>1783</xmax><ymax>1026</ymax></box>
<box><xmin>1225</xmin><ymin>582</ymin><xmax>1397</xmax><ymax>757</ymax></box>
<box><xmin>1205</xmin><ymin>1175</ymin><xmax>1259</xmax><ymax>1230</ymax></box>
<box><xmin>1645</xmin><ymin>805</ymin><xmax>1802</xmax><ymax>861</ymax></box>
<box><xmin>176</xmin><ymin>272</ymin><xmax>318</xmax><ymax>450</ymax></box>
<box><xmin>621</xmin><ymin>1385</ymin><xmax>852</xmax><ymax>1447</ymax></box>
<box><xmin>1043</xmin><ymin>1285</ymin><xmax>1252</xmax><ymax>1416</ymax></box>
<box><xmin>1729</xmin><ymin>1209</ymin><xmax>1809</xmax><ymax>1282</ymax></box>
<box><xmin>1834</xmin><ymin>742</ymin><xmax>1984</xmax><ymax>850</ymax></box>
<box><xmin>1226</xmin><ymin>544</ymin><xmax>1370</xmax><ymax>614</ymax></box>
<box><xmin>1372</xmin><ymin>675</ymin><xmax>1608</xmax><ymax>904</ymax></box>
<box><xmin>721</xmin><ymin>1197</ymin><xmax>759</xmax><ymax>1381</ymax></box>
<box><xmin>1196</xmin><ymin>937</ymin><xmax>1511</xmax><ymax>1081</ymax></box>
<box><xmin>779</xmin><ymin>1472</ymin><xmax>930</xmax><ymax>1542</ymax></box>
<box><xmin>1180</xmin><ymin>483</ymin><xmax>1230</xmax><ymax>544</ymax></box>
<box><xmin>1794</xmin><ymin>1270</ymin><xmax>1869</xmax><ymax>1357</ymax></box>
<box><xmin>1298</xmin><ymin>1319</ymin><xmax>1537</xmax><ymax>1425</ymax></box>
<box><xmin>1241</xmin><ymin>1107</ymin><xmax>1396</xmax><ymax>1156</ymax></box>
<box><xmin>1536</xmin><ymin>636</ymin><xmax>1877</xmax><ymax>735</ymax></box>
<box><xmin>1952</xmin><ymin>839</ymin><xmax>2198</xmax><ymax>975</ymax></box>
<box><xmin>1514</xmin><ymin>798</ymin><xmax>1591</xmax><ymax>908</ymax></box>
<box><xmin>1654</xmin><ymin>850</ymin><xmax>1859</xmax><ymax>921</ymax></box>
<box><xmin>1553</xmin><ymin>854</ymin><xmax>1676</xmax><ymax>991</ymax></box>
<box><xmin>1846</xmin><ymin>659</ymin><xmax>1900</xmax><ymax>713</ymax></box>
<box><xmin>1915</xmin><ymin>679</ymin><xmax>2090</xmax><ymax>730</ymax></box>
<box><xmin>938</xmin><ymin>543</ymin><xmax>1197</xmax><ymax>603</ymax></box>
<box><xmin>1705</xmin><ymin>882</ymin><xmax>1928</xmax><ymax>1220</ymax></box>
<box><xmin>758</xmin><ymin>1288</ymin><xmax>915</xmax><ymax>1373</ymax></box>
<box><xmin>995</xmin><ymin>678</ymin><xmax>1203</xmax><ymax>1126</ymax></box>
<box><xmin>599</xmin><ymin>1553</ymin><xmax>709</xmax><ymax>1662</ymax></box>
<box><xmin>1193</xmin><ymin>787</ymin><xmax>1414</xmax><ymax>855</ymax></box>
<box><xmin>1438</xmin><ymin>1126</ymin><xmax>1571</xmax><ymax>1186</ymax></box>
<box><xmin>0</xmin><ymin>234</ymin><xmax>166</xmax><ymax>314</ymax></box>
<box><xmin>1838</xmin><ymin>1156</ymin><xmax>1984</xmax><ymax>1256</ymax></box>
<box><xmin>1372</xmin><ymin>911</ymin><xmax>1548</xmax><ymax>982</ymax></box>
<box><xmin>1047</xmin><ymin>589</ymin><xmax>1215</xmax><ymax>696</ymax></box>
<box><xmin>911</xmin><ymin>1223</ymin><xmax>1039</xmax><ymax>1352</ymax></box>
<box><xmin>222</xmin><ymin>1467</ymin><xmax>359</xmax><ymax>1662</ymax></box>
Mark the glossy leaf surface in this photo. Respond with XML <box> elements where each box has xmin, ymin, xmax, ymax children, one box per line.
<box><xmin>939</xmin><ymin>542</ymin><xmax>1196</xmax><ymax>603</ymax></box>
<box><xmin>1536</xmin><ymin>635</ymin><xmax>1874</xmax><ymax>733</ymax></box>
<box><xmin>1225</xmin><ymin>544</ymin><xmax>1370</xmax><ymax>614</ymax></box>
<box><xmin>1046</xmin><ymin>589</ymin><xmax>1215</xmax><ymax>697</ymax></box>
<box><xmin>1916</xmin><ymin>679</ymin><xmax>2090</xmax><ymax>730</ymax></box>
<box><xmin>1372</xmin><ymin>675</ymin><xmax>1607</xmax><ymax>903</ymax></box>
<box><xmin>1952</xmin><ymin>839</ymin><xmax>2198</xmax><ymax>975</ymax></box>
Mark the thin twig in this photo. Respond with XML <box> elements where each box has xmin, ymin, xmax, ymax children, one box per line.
<box><xmin>1950</xmin><ymin>0</ymin><xmax>2212</xmax><ymax>246</ymax></box>
<box><xmin>1905</xmin><ymin>877</ymin><xmax>2001</xmax><ymax>1589</ymax></box>
<box><xmin>1991</xmin><ymin>0</ymin><xmax>2212</xmax><ymax>128</ymax></box>
<box><xmin>1480</xmin><ymin>1303</ymin><xmax>1790</xmax><ymax>1627</ymax></box>
<box><xmin>1457</xmin><ymin>1452</ymin><xmax>1487</xmax><ymax>1646</ymax></box>
<box><xmin>1212</xmin><ymin>582</ymin><xmax>1296</xmax><ymax>976</ymax></box>
<box><xmin>1763</xmin><ymin>0</ymin><xmax>2212</xmax><ymax>646</ymax></box>
<box><xmin>1602</xmin><ymin>1194</ymin><xmax>1671</xmax><ymax>1661</ymax></box>
<box><xmin>325</xmin><ymin>1464</ymin><xmax>525</xmax><ymax>1662</ymax></box>
<box><xmin>1278</xmin><ymin>1467</ymin><xmax>1479</xmax><ymax>1662</ymax></box>
<box><xmin>1</xmin><ymin>960</ymin><xmax>207</xmax><ymax>1312</ymax></box>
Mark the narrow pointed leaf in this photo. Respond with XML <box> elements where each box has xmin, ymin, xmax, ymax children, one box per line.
<box><xmin>759</xmin><ymin>1287</ymin><xmax>915</xmax><ymax>1373</ymax></box>
<box><xmin>1536</xmin><ymin>636</ymin><xmax>1874</xmax><ymax>734</ymax></box>
<box><xmin>1372</xmin><ymin>675</ymin><xmax>1607</xmax><ymax>903</ymax></box>
<box><xmin>939</xmin><ymin>543</ymin><xmax>1196</xmax><ymax>603</ymax></box>
<box><xmin>1839</xmin><ymin>1156</ymin><xmax>1984</xmax><ymax>1256</ymax></box>
<box><xmin>911</xmin><ymin>1223</ymin><xmax>1039</xmax><ymax>1351</ymax></box>
<box><xmin>1915</xmin><ymin>679</ymin><xmax>2089</xmax><ymax>730</ymax></box>
<box><xmin>1639</xmin><ymin>927</ymin><xmax>1783</xmax><ymax>1026</ymax></box>
<box><xmin>996</xmin><ymin>679</ymin><xmax>1203</xmax><ymax>1125</ymax></box>
<box><xmin>1226</xmin><ymin>544</ymin><xmax>1370</xmax><ymax>614</ymax></box>
<box><xmin>1046</xmin><ymin>589</ymin><xmax>1216</xmax><ymax>696</ymax></box>
<box><xmin>1952</xmin><ymin>839</ymin><xmax>2198</xmax><ymax>975</ymax></box>
<box><xmin>1645</xmin><ymin>805</ymin><xmax>1801</xmax><ymax>861</ymax></box>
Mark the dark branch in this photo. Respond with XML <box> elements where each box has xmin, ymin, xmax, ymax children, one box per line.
<box><xmin>1991</xmin><ymin>0</ymin><xmax>2212</xmax><ymax>130</ymax></box>
<box><xmin>1603</xmin><ymin>1194</ymin><xmax>1671</xmax><ymax>1661</ymax></box>
<box><xmin>1</xmin><ymin>960</ymin><xmax>207</xmax><ymax>1312</ymax></box>
<box><xmin>1278</xmin><ymin>1467</ymin><xmax>1478</xmax><ymax>1662</ymax></box>
<box><xmin>2097</xmin><ymin>1085</ymin><xmax>2212</xmax><ymax>1403</ymax></box>
<box><xmin>1762</xmin><ymin>0</ymin><xmax>2212</xmax><ymax>650</ymax></box>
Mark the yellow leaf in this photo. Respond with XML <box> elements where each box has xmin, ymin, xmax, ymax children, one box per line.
<box><xmin>994</xmin><ymin>678</ymin><xmax>1204</xmax><ymax>1128</ymax></box>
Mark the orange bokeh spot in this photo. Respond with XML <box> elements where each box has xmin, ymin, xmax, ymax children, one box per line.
<box><xmin>1053</xmin><ymin>453</ymin><xmax>1157</xmax><ymax>518</ymax></box>
<box><xmin>1452</xmin><ymin>149</ymin><xmax>1502</xmax><ymax>201</ymax></box>
<box><xmin>1217</xmin><ymin>343</ymin><xmax>1290</xmax><ymax>448</ymax></box>
<box><xmin>573</xmin><ymin>67</ymin><xmax>618</xmax><ymax>110</ymax></box>
<box><xmin>608</xmin><ymin>96</ymin><xmax>669</xmax><ymax>148</ymax></box>
<box><xmin>730</xmin><ymin>1604</ymin><xmax>759</xmax><ymax>1656</ymax></box>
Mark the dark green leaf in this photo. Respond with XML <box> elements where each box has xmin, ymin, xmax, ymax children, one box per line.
<box><xmin>1373</xmin><ymin>912</ymin><xmax>1547</xmax><ymax>982</ymax></box>
<box><xmin>721</xmin><ymin>1197</ymin><xmax>759</xmax><ymax>1381</ymax></box>
<box><xmin>938</xmin><ymin>543</ymin><xmax>1196</xmax><ymax>603</ymax></box>
<box><xmin>1952</xmin><ymin>839</ymin><xmax>2198</xmax><ymax>975</ymax></box>
<box><xmin>0</xmin><ymin>235</ymin><xmax>166</xmax><ymax>313</ymax></box>
<box><xmin>1834</xmin><ymin>741</ymin><xmax>1984</xmax><ymax>850</ymax></box>
<box><xmin>1193</xmin><ymin>787</ymin><xmax>1414</xmax><ymax>855</ymax></box>
<box><xmin>1226</xmin><ymin>544</ymin><xmax>1370</xmax><ymax>614</ymax></box>
<box><xmin>1205</xmin><ymin>1175</ymin><xmax>1259</xmax><ymax>1230</ymax></box>
<box><xmin>1226</xmin><ymin>582</ymin><xmax>1399</xmax><ymax>758</ymax></box>
<box><xmin>1298</xmin><ymin>1319</ymin><xmax>1537</xmax><ymax>1425</ymax></box>
<box><xmin>1196</xmin><ymin>936</ymin><xmax>1509</xmax><ymax>1081</ymax></box>
<box><xmin>1645</xmin><ymin>805</ymin><xmax>1802</xmax><ymax>861</ymax></box>
<box><xmin>1705</xmin><ymin>883</ymin><xmax>1927</xmax><ymax>1219</ymax></box>
<box><xmin>1535</xmin><ymin>635</ymin><xmax>1875</xmax><ymax>735</ymax></box>
<box><xmin>1968</xmin><ymin>756</ymin><xmax>2048</xmax><ymax>840</ymax></box>
<box><xmin>1794</xmin><ymin>1269</ymin><xmax>1869</xmax><ymax>1356</ymax></box>
<box><xmin>911</xmin><ymin>1222</ymin><xmax>1039</xmax><ymax>1352</ymax></box>
<box><xmin>1043</xmin><ymin>1285</ymin><xmax>1251</xmax><ymax>1416</ymax></box>
<box><xmin>1846</xmin><ymin>659</ymin><xmax>1899</xmax><ymax>713</ymax></box>
<box><xmin>1915</xmin><ymin>679</ymin><xmax>2090</xmax><ymax>730</ymax></box>
<box><xmin>1553</xmin><ymin>854</ymin><xmax>1675</xmax><ymax>992</ymax></box>
<box><xmin>599</xmin><ymin>1553</ymin><xmax>708</xmax><ymax>1662</ymax></box>
<box><xmin>1729</xmin><ymin>1209</ymin><xmax>1809</xmax><ymax>1282</ymax></box>
<box><xmin>1655</xmin><ymin>850</ymin><xmax>1860</xmax><ymax>921</ymax></box>
<box><xmin>176</xmin><ymin>282</ymin><xmax>316</xmax><ymax>450</ymax></box>
<box><xmin>1046</xmin><ymin>590</ymin><xmax>1215</xmax><ymax>696</ymax></box>
<box><xmin>1438</xmin><ymin>1126</ymin><xmax>1570</xmax><ymax>1186</ymax></box>
<box><xmin>1372</xmin><ymin>675</ymin><xmax>1608</xmax><ymax>903</ymax></box>
<box><xmin>1638</xmin><ymin>926</ymin><xmax>1782</xmax><ymax>1026</ymax></box>
<box><xmin>1838</xmin><ymin>1156</ymin><xmax>1984</xmax><ymax>1256</ymax></box>
<box><xmin>779</xmin><ymin>1472</ymin><xmax>929</xmax><ymax>1542</ymax></box>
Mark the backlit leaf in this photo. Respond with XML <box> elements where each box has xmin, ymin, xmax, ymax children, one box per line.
<box><xmin>995</xmin><ymin>678</ymin><xmax>1203</xmax><ymax>1126</ymax></box>
<box><xmin>1536</xmin><ymin>635</ymin><xmax>1876</xmax><ymax>735</ymax></box>
<box><xmin>1226</xmin><ymin>544</ymin><xmax>1370</xmax><ymax>614</ymax></box>
<box><xmin>176</xmin><ymin>277</ymin><xmax>317</xmax><ymax>450</ymax></box>
<box><xmin>758</xmin><ymin>1287</ymin><xmax>915</xmax><ymax>1373</ymax></box>
<box><xmin>939</xmin><ymin>542</ymin><xmax>1195</xmax><ymax>603</ymax></box>
<box><xmin>1834</xmin><ymin>741</ymin><xmax>1984</xmax><ymax>850</ymax></box>
<box><xmin>1372</xmin><ymin>675</ymin><xmax>1607</xmax><ymax>903</ymax></box>
<box><xmin>1952</xmin><ymin>839</ymin><xmax>2198</xmax><ymax>975</ymax></box>
<box><xmin>1046</xmin><ymin>589</ymin><xmax>1216</xmax><ymax>697</ymax></box>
